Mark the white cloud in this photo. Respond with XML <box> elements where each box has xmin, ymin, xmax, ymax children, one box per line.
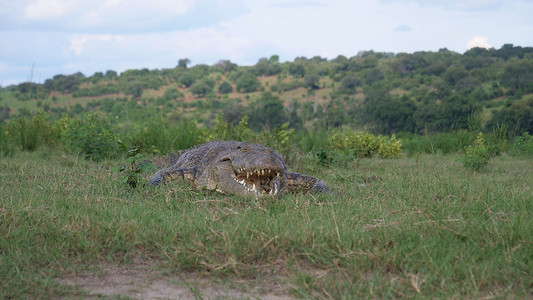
<box><xmin>466</xmin><ymin>36</ymin><xmax>492</xmax><ymax>49</ymax></box>
<box><xmin>378</xmin><ymin>0</ymin><xmax>505</xmax><ymax>11</ymax></box>
<box><xmin>2</xmin><ymin>0</ymin><xmax>533</xmax><ymax>86</ymax></box>
<box><xmin>395</xmin><ymin>24</ymin><xmax>412</xmax><ymax>32</ymax></box>
<box><xmin>69</xmin><ymin>34</ymin><xmax>123</xmax><ymax>55</ymax></box>
<box><xmin>81</xmin><ymin>0</ymin><xmax>194</xmax><ymax>27</ymax></box>
<box><xmin>25</xmin><ymin>0</ymin><xmax>78</xmax><ymax>19</ymax></box>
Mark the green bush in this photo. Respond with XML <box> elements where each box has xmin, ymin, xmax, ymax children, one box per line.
<box><xmin>328</xmin><ymin>130</ymin><xmax>402</xmax><ymax>158</ymax></box>
<box><xmin>513</xmin><ymin>132</ymin><xmax>533</xmax><ymax>155</ymax></box>
<box><xmin>163</xmin><ymin>87</ymin><xmax>183</xmax><ymax>101</ymax></box>
<box><xmin>59</xmin><ymin>113</ymin><xmax>118</xmax><ymax>161</ymax></box>
<box><xmin>460</xmin><ymin>133</ymin><xmax>490</xmax><ymax>171</ymax></box>
<box><xmin>111</xmin><ymin>151</ymin><xmax>157</xmax><ymax>188</ymax></box>
<box><xmin>126</xmin><ymin>119</ymin><xmax>208</xmax><ymax>155</ymax></box>
<box><xmin>400</xmin><ymin>131</ymin><xmax>478</xmax><ymax>156</ymax></box>
<box><xmin>0</xmin><ymin>124</ymin><xmax>14</xmax><ymax>156</ymax></box>
<box><xmin>257</xmin><ymin>122</ymin><xmax>295</xmax><ymax>162</ymax></box>
<box><xmin>218</xmin><ymin>81</ymin><xmax>233</xmax><ymax>94</ymax></box>
<box><xmin>485</xmin><ymin>124</ymin><xmax>508</xmax><ymax>156</ymax></box>
<box><xmin>6</xmin><ymin>114</ymin><xmax>59</xmax><ymax>152</ymax></box>
<box><xmin>212</xmin><ymin>116</ymin><xmax>253</xmax><ymax>142</ymax></box>
<box><xmin>294</xmin><ymin>129</ymin><xmax>329</xmax><ymax>153</ymax></box>
<box><xmin>398</xmin><ymin>133</ymin><xmax>426</xmax><ymax>157</ymax></box>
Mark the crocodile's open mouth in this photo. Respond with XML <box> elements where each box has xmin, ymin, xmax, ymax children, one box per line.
<box><xmin>232</xmin><ymin>168</ymin><xmax>282</xmax><ymax>196</ymax></box>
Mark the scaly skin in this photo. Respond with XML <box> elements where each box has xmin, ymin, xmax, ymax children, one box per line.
<box><xmin>149</xmin><ymin>140</ymin><xmax>329</xmax><ymax>196</ymax></box>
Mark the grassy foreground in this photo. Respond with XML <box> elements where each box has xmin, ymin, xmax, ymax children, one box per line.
<box><xmin>1</xmin><ymin>150</ymin><xmax>532</xmax><ymax>298</ymax></box>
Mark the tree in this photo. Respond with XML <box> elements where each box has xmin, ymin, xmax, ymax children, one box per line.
<box><xmin>236</xmin><ymin>73</ymin><xmax>261</xmax><ymax>93</ymax></box>
<box><xmin>164</xmin><ymin>88</ymin><xmax>183</xmax><ymax>101</ymax></box>
<box><xmin>362</xmin><ymin>68</ymin><xmax>384</xmax><ymax>86</ymax></box>
<box><xmin>247</xmin><ymin>92</ymin><xmax>287</xmax><ymax>131</ymax></box>
<box><xmin>213</xmin><ymin>60</ymin><xmax>237</xmax><ymax>73</ymax></box>
<box><xmin>222</xmin><ymin>99</ymin><xmax>246</xmax><ymax>126</ymax></box>
<box><xmin>361</xmin><ymin>84</ymin><xmax>415</xmax><ymax>133</ymax></box>
<box><xmin>487</xmin><ymin>96</ymin><xmax>533</xmax><ymax>134</ymax></box>
<box><xmin>254</xmin><ymin>58</ymin><xmax>282</xmax><ymax>76</ymax></box>
<box><xmin>443</xmin><ymin>65</ymin><xmax>468</xmax><ymax>86</ymax></box>
<box><xmin>325</xmin><ymin>99</ymin><xmax>347</xmax><ymax>129</ymax></box>
<box><xmin>288</xmin><ymin>63</ymin><xmax>305</xmax><ymax>78</ymax></box>
<box><xmin>414</xmin><ymin>94</ymin><xmax>478</xmax><ymax>132</ymax></box>
<box><xmin>124</xmin><ymin>82</ymin><xmax>143</xmax><ymax>98</ymax></box>
<box><xmin>90</xmin><ymin>72</ymin><xmax>104</xmax><ymax>83</ymax></box>
<box><xmin>304</xmin><ymin>73</ymin><xmax>320</xmax><ymax>89</ymax></box>
<box><xmin>218</xmin><ymin>81</ymin><xmax>233</xmax><ymax>94</ymax></box>
<box><xmin>44</xmin><ymin>74</ymin><xmax>81</xmax><ymax>93</ymax></box>
<box><xmin>178</xmin><ymin>72</ymin><xmax>195</xmax><ymax>87</ymax></box>
<box><xmin>178</xmin><ymin>58</ymin><xmax>191</xmax><ymax>69</ymax></box>
<box><xmin>500</xmin><ymin>60</ymin><xmax>533</xmax><ymax>93</ymax></box>
<box><xmin>393</xmin><ymin>52</ymin><xmax>428</xmax><ymax>74</ymax></box>
<box><xmin>340</xmin><ymin>75</ymin><xmax>361</xmax><ymax>94</ymax></box>
<box><xmin>190</xmin><ymin>81</ymin><xmax>212</xmax><ymax>97</ymax></box>
<box><xmin>105</xmin><ymin>70</ymin><xmax>118</xmax><ymax>78</ymax></box>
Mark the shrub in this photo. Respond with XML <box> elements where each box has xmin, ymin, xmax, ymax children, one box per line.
<box><xmin>126</xmin><ymin>119</ymin><xmax>207</xmax><ymax>155</ymax></box>
<box><xmin>218</xmin><ymin>81</ymin><xmax>233</xmax><ymax>94</ymax></box>
<box><xmin>111</xmin><ymin>151</ymin><xmax>156</xmax><ymax>188</ymax></box>
<box><xmin>512</xmin><ymin>132</ymin><xmax>533</xmax><ymax>155</ymax></box>
<box><xmin>257</xmin><ymin>122</ymin><xmax>296</xmax><ymax>162</ymax></box>
<box><xmin>378</xmin><ymin>134</ymin><xmax>402</xmax><ymax>158</ymax></box>
<box><xmin>236</xmin><ymin>73</ymin><xmax>261</xmax><ymax>93</ymax></box>
<box><xmin>485</xmin><ymin>124</ymin><xmax>508</xmax><ymax>156</ymax></box>
<box><xmin>0</xmin><ymin>124</ymin><xmax>14</xmax><ymax>156</ymax></box>
<box><xmin>164</xmin><ymin>88</ymin><xmax>183</xmax><ymax>101</ymax></box>
<box><xmin>59</xmin><ymin>113</ymin><xmax>118</xmax><ymax>161</ymax></box>
<box><xmin>328</xmin><ymin>131</ymin><xmax>402</xmax><ymax>158</ymax></box>
<box><xmin>212</xmin><ymin>115</ymin><xmax>253</xmax><ymax>142</ymax></box>
<box><xmin>397</xmin><ymin>133</ymin><xmax>426</xmax><ymax>157</ymax></box>
<box><xmin>460</xmin><ymin>133</ymin><xmax>490</xmax><ymax>171</ymax></box>
<box><xmin>6</xmin><ymin>114</ymin><xmax>60</xmax><ymax>152</ymax></box>
<box><xmin>294</xmin><ymin>129</ymin><xmax>329</xmax><ymax>153</ymax></box>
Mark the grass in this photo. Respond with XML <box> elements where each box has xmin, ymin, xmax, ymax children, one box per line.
<box><xmin>1</xmin><ymin>150</ymin><xmax>532</xmax><ymax>298</ymax></box>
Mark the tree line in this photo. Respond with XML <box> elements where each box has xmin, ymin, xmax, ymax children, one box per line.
<box><xmin>2</xmin><ymin>44</ymin><xmax>533</xmax><ymax>135</ymax></box>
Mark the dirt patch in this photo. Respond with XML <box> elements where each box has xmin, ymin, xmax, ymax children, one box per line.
<box><xmin>58</xmin><ymin>257</ymin><xmax>297</xmax><ymax>299</ymax></box>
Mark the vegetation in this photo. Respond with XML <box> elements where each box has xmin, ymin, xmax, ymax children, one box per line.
<box><xmin>1</xmin><ymin>45</ymin><xmax>533</xmax><ymax>297</ymax></box>
<box><xmin>1</xmin><ymin>148</ymin><xmax>532</xmax><ymax>298</ymax></box>
<box><xmin>2</xmin><ymin>44</ymin><xmax>533</xmax><ymax>136</ymax></box>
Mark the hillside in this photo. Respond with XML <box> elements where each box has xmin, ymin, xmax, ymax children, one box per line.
<box><xmin>1</xmin><ymin>44</ymin><xmax>533</xmax><ymax>135</ymax></box>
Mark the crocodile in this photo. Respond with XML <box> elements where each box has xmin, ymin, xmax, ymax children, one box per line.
<box><xmin>149</xmin><ymin>140</ymin><xmax>329</xmax><ymax>196</ymax></box>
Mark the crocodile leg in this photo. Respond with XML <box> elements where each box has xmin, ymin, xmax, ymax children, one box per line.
<box><xmin>149</xmin><ymin>167</ymin><xmax>198</xmax><ymax>186</ymax></box>
<box><xmin>285</xmin><ymin>172</ymin><xmax>329</xmax><ymax>193</ymax></box>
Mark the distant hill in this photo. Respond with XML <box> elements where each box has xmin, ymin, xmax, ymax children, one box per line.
<box><xmin>1</xmin><ymin>44</ymin><xmax>533</xmax><ymax>135</ymax></box>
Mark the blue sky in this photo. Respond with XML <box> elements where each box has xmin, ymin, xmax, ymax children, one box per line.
<box><xmin>1</xmin><ymin>0</ymin><xmax>532</xmax><ymax>86</ymax></box>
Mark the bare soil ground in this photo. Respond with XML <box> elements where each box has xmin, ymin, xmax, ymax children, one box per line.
<box><xmin>58</xmin><ymin>257</ymin><xmax>298</xmax><ymax>299</ymax></box>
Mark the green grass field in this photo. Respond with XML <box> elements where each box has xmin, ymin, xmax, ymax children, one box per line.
<box><xmin>1</xmin><ymin>150</ymin><xmax>532</xmax><ymax>298</ymax></box>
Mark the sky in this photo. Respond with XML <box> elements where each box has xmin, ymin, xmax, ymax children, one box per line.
<box><xmin>1</xmin><ymin>0</ymin><xmax>532</xmax><ymax>86</ymax></box>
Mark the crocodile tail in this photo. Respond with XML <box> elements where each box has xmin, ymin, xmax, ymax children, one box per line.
<box><xmin>149</xmin><ymin>170</ymin><xmax>164</xmax><ymax>186</ymax></box>
<box><xmin>313</xmin><ymin>180</ymin><xmax>330</xmax><ymax>193</ymax></box>
<box><xmin>285</xmin><ymin>172</ymin><xmax>329</xmax><ymax>193</ymax></box>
